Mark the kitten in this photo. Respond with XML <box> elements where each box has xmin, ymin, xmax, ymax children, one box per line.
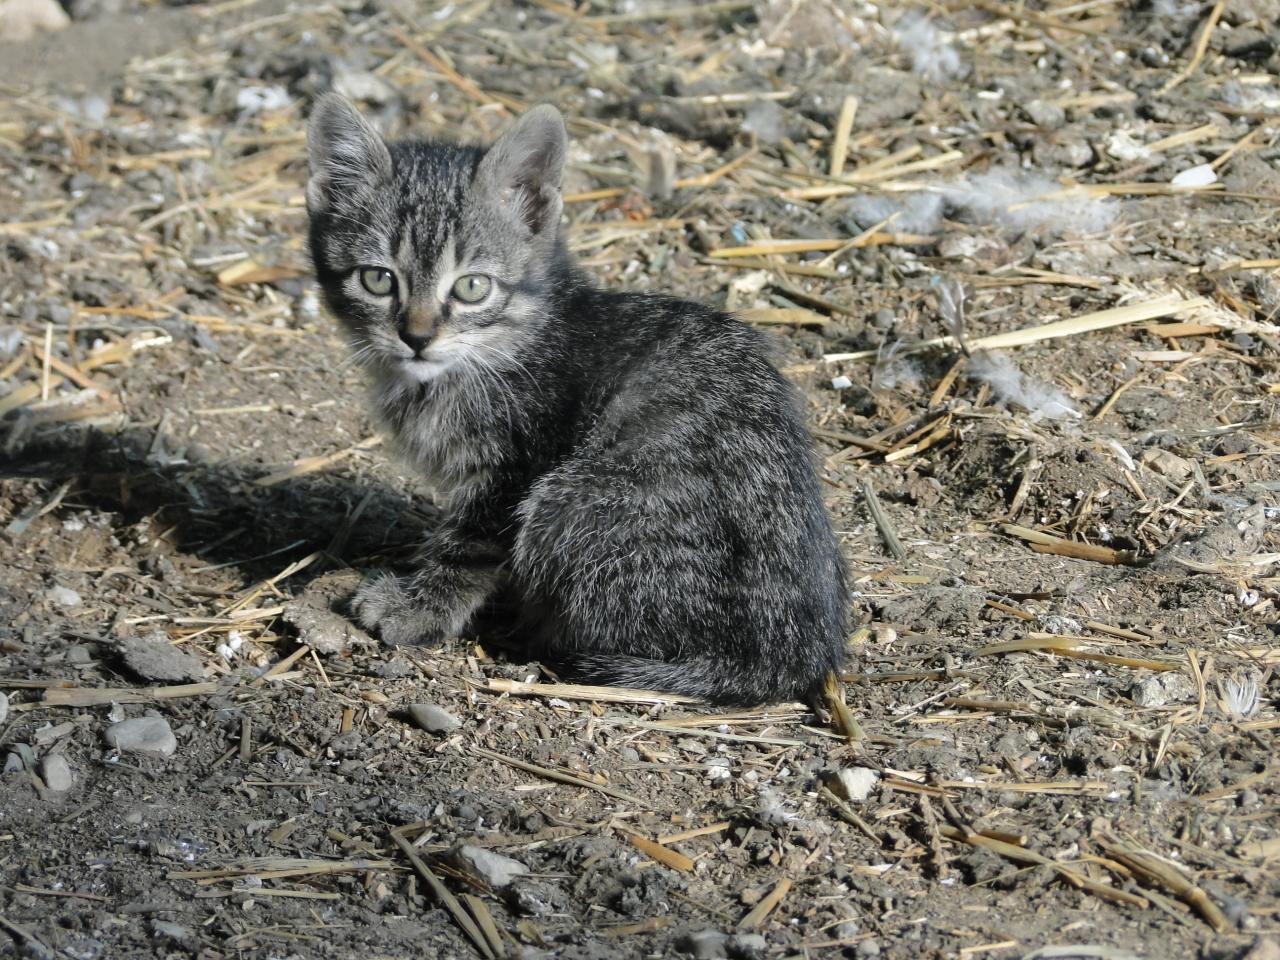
<box><xmin>306</xmin><ymin>95</ymin><xmax>848</xmax><ymax>706</ymax></box>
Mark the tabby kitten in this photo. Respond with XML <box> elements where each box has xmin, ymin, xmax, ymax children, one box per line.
<box><xmin>306</xmin><ymin>95</ymin><xmax>848</xmax><ymax>705</ymax></box>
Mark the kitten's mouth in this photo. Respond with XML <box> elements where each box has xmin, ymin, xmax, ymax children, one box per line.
<box><xmin>400</xmin><ymin>352</ymin><xmax>454</xmax><ymax>383</ymax></box>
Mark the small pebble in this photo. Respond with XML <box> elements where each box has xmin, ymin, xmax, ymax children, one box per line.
<box><xmin>0</xmin><ymin>0</ymin><xmax>70</xmax><ymax>42</ymax></box>
<box><xmin>40</xmin><ymin>754</ymin><xmax>73</xmax><ymax>792</ymax></box>
<box><xmin>121</xmin><ymin>635</ymin><xmax>204</xmax><ymax>682</ymax></box>
<box><xmin>937</xmin><ymin>233</ymin><xmax>1007</xmax><ymax>262</ymax></box>
<box><xmin>505</xmin><ymin>884</ymin><xmax>553</xmax><ymax>916</ymax></box>
<box><xmin>832</xmin><ymin>766</ymin><xmax>879</xmax><ymax>803</ymax></box>
<box><xmin>680</xmin><ymin>929</ymin><xmax>728</xmax><ymax>959</ymax></box>
<box><xmin>1224</xmin><ymin>28</ymin><xmax>1275</xmax><ymax>62</ymax></box>
<box><xmin>236</xmin><ymin>84</ymin><xmax>290</xmax><ymax>115</ymax></box>
<box><xmin>453</xmin><ymin>844</ymin><xmax>528</xmax><ymax>888</ymax></box>
<box><xmin>46</xmin><ymin>585</ymin><xmax>82</xmax><ymax>609</ymax></box>
<box><xmin>1171</xmin><ymin>163</ymin><xmax>1217</xmax><ymax>189</ymax></box>
<box><xmin>0</xmin><ymin>692</ymin><xmax>8</xmax><ymax>725</ymax></box>
<box><xmin>1242</xmin><ymin>938</ymin><xmax>1280</xmax><ymax>960</ymax></box>
<box><xmin>1023</xmin><ymin>98</ymin><xmax>1065</xmax><ymax>129</ymax></box>
<box><xmin>408</xmin><ymin>703</ymin><xmax>462</xmax><ymax>734</ymax></box>
<box><xmin>333</xmin><ymin>68</ymin><xmax>398</xmax><ymax>105</ymax></box>
<box><xmin>66</xmin><ymin>645</ymin><xmax>93</xmax><ymax>664</ymax></box>
<box><xmin>1130</xmin><ymin>672</ymin><xmax>1196</xmax><ymax>708</ymax></box>
<box><xmin>105</xmin><ymin>715</ymin><xmax>177</xmax><ymax>758</ymax></box>
<box><xmin>151</xmin><ymin>920</ymin><xmax>195</xmax><ymax>947</ymax></box>
<box><xmin>727</xmin><ymin>933</ymin><xmax>767</xmax><ymax>960</ymax></box>
<box><xmin>857</xmin><ymin>938</ymin><xmax>882</xmax><ymax>957</ymax></box>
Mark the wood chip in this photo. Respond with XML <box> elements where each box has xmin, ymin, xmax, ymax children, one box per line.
<box><xmin>473</xmin><ymin>746</ymin><xmax>643</xmax><ymax>806</ymax></box>
<box><xmin>628</xmin><ymin>835</ymin><xmax>694</xmax><ymax>872</ymax></box>
<box><xmin>42</xmin><ymin>682</ymin><xmax>220</xmax><ymax>706</ymax></box>
<box><xmin>1001</xmin><ymin>524</ymin><xmax>1140</xmax><ymax>566</ymax></box>
<box><xmin>738</xmin><ymin>877</ymin><xmax>791</xmax><ymax>930</ymax></box>
<box><xmin>824</xmin><ymin>292</ymin><xmax>1210</xmax><ymax>363</ymax></box>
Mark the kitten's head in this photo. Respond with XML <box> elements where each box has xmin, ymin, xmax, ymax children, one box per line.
<box><xmin>306</xmin><ymin>95</ymin><xmax>567</xmax><ymax>383</ymax></box>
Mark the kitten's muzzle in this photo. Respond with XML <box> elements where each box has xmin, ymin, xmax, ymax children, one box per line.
<box><xmin>399</xmin><ymin>306</ymin><xmax>438</xmax><ymax>356</ymax></box>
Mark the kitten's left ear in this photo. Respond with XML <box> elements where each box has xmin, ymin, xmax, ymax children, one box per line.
<box><xmin>307</xmin><ymin>93</ymin><xmax>392</xmax><ymax>213</ymax></box>
<box><xmin>475</xmin><ymin>104</ymin><xmax>566</xmax><ymax>236</ymax></box>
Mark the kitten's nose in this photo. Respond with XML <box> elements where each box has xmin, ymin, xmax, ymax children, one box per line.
<box><xmin>398</xmin><ymin>329</ymin><xmax>432</xmax><ymax>356</ymax></box>
<box><xmin>400</xmin><ymin>306</ymin><xmax>437</xmax><ymax>356</ymax></box>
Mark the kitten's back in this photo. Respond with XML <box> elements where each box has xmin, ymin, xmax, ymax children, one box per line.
<box><xmin>514</xmin><ymin>290</ymin><xmax>848</xmax><ymax>705</ymax></box>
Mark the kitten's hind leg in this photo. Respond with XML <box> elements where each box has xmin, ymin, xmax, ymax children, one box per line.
<box><xmin>351</xmin><ymin>539</ymin><xmax>502</xmax><ymax>646</ymax></box>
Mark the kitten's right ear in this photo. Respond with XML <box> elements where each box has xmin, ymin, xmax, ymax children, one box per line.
<box><xmin>306</xmin><ymin>94</ymin><xmax>392</xmax><ymax>212</ymax></box>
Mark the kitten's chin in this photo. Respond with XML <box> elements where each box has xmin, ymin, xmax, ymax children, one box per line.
<box><xmin>399</xmin><ymin>355</ymin><xmax>455</xmax><ymax>384</ymax></box>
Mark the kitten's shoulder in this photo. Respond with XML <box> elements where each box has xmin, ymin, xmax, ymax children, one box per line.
<box><xmin>584</xmin><ymin>287</ymin><xmax>770</xmax><ymax>349</ymax></box>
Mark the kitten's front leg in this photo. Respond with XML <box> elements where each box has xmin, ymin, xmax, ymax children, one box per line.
<box><xmin>351</xmin><ymin>533</ymin><xmax>502</xmax><ymax>647</ymax></box>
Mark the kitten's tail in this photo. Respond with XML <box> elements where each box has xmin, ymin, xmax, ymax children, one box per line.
<box><xmin>563</xmin><ymin>654</ymin><xmax>817</xmax><ymax>707</ymax></box>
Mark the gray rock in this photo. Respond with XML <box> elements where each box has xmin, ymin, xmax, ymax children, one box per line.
<box><xmin>0</xmin><ymin>0</ymin><xmax>70</xmax><ymax>42</ymax></box>
<box><xmin>0</xmin><ymin>692</ymin><xmax>8</xmax><ymax>725</ymax></box>
<box><xmin>727</xmin><ymin>933</ymin><xmax>767</xmax><ymax>959</ymax></box>
<box><xmin>105</xmin><ymin>715</ymin><xmax>177</xmax><ymax>758</ymax></box>
<box><xmin>937</xmin><ymin>233</ymin><xmax>1008</xmax><ymax>264</ymax></box>
<box><xmin>333</xmin><ymin>68</ymin><xmax>398</xmax><ymax>105</ymax></box>
<box><xmin>504</xmin><ymin>883</ymin><xmax>554</xmax><ymax>916</ymax></box>
<box><xmin>830</xmin><ymin>766</ymin><xmax>879</xmax><ymax>803</ymax></box>
<box><xmin>453</xmin><ymin>844</ymin><xmax>528</xmax><ymax>888</ymax></box>
<box><xmin>1033</xmin><ymin>138</ymin><xmax>1094</xmax><ymax>169</ymax></box>
<box><xmin>680</xmin><ymin>930</ymin><xmax>728</xmax><ymax>959</ymax></box>
<box><xmin>1224</xmin><ymin>28</ymin><xmax>1274</xmax><ymax>62</ymax></box>
<box><xmin>40</xmin><ymin>754</ymin><xmax>73</xmax><ymax>792</ymax></box>
<box><xmin>1130</xmin><ymin>672</ymin><xmax>1196</xmax><ymax>708</ymax></box>
<box><xmin>151</xmin><ymin>920</ymin><xmax>195</xmax><ymax>948</ymax></box>
<box><xmin>1242</xmin><ymin>938</ymin><xmax>1280</xmax><ymax>960</ymax></box>
<box><xmin>857</xmin><ymin>938</ymin><xmax>882</xmax><ymax>957</ymax></box>
<box><xmin>66</xmin><ymin>645</ymin><xmax>93</xmax><ymax>664</ymax></box>
<box><xmin>408</xmin><ymin>703</ymin><xmax>462</xmax><ymax>734</ymax></box>
<box><xmin>46</xmin><ymin>585</ymin><xmax>82</xmax><ymax>608</ymax></box>
<box><xmin>68</xmin><ymin>0</ymin><xmax>125</xmax><ymax>18</ymax></box>
<box><xmin>1024</xmin><ymin>99</ymin><xmax>1065</xmax><ymax>130</ymax></box>
<box><xmin>121</xmin><ymin>635</ymin><xmax>203</xmax><ymax>682</ymax></box>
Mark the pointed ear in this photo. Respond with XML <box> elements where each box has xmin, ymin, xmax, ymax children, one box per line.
<box><xmin>306</xmin><ymin>93</ymin><xmax>392</xmax><ymax>212</ymax></box>
<box><xmin>475</xmin><ymin>104</ymin><xmax>566</xmax><ymax>235</ymax></box>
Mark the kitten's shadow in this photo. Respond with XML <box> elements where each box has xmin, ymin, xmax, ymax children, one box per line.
<box><xmin>5</xmin><ymin>428</ymin><xmax>548</xmax><ymax>674</ymax></box>
<box><xmin>3</xmin><ymin>426</ymin><xmax>551</xmax><ymax>670</ymax></box>
<box><xmin>4</xmin><ymin>426</ymin><xmax>421</xmax><ymax>607</ymax></box>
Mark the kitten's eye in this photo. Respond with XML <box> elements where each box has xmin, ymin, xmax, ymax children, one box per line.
<box><xmin>451</xmin><ymin>274</ymin><xmax>493</xmax><ymax>304</ymax></box>
<box><xmin>359</xmin><ymin>267</ymin><xmax>396</xmax><ymax>297</ymax></box>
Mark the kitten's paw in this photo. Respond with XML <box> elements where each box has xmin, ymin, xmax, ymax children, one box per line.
<box><xmin>349</xmin><ymin>572</ymin><xmax>446</xmax><ymax>647</ymax></box>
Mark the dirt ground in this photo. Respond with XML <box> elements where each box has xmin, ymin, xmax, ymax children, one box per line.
<box><xmin>1</xmin><ymin>1</ymin><xmax>1278</xmax><ymax>958</ymax></box>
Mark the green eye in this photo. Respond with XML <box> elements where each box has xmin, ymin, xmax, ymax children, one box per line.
<box><xmin>359</xmin><ymin>267</ymin><xmax>395</xmax><ymax>297</ymax></box>
<box><xmin>452</xmin><ymin>274</ymin><xmax>493</xmax><ymax>304</ymax></box>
